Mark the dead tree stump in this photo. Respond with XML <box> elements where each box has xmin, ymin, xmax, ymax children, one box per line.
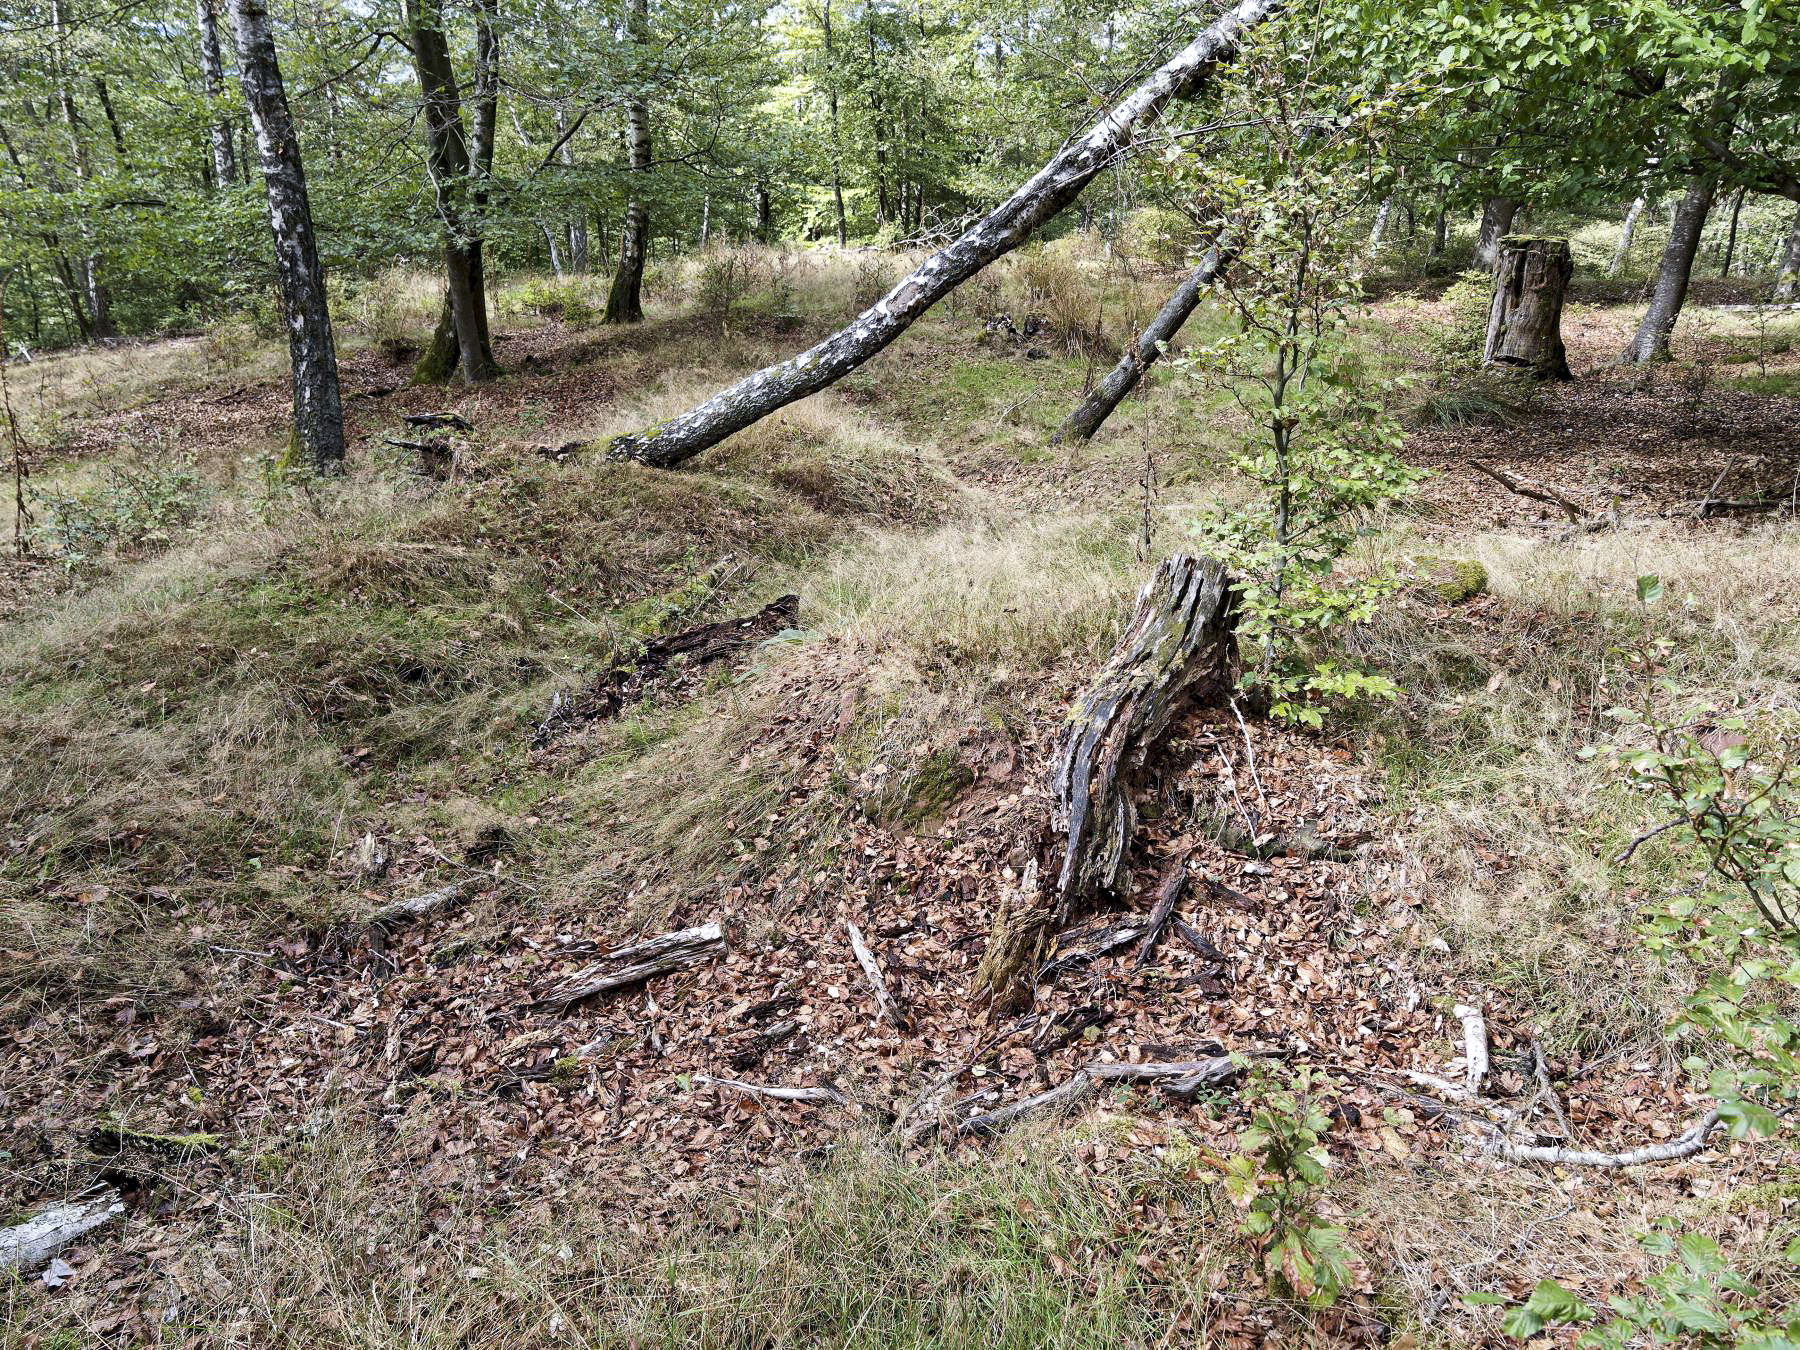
<box><xmin>974</xmin><ymin>556</ymin><xmax>1237</xmax><ymax>1010</ymax></box>
<box><xmin>1484</xmin><ymin>236</ymin><xmax>1572</xmax><ymax>380</ymax></box>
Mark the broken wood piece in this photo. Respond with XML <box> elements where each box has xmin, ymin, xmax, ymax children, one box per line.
<box><xmin>0</xmin><ymin>1190</ymin><xmax>124</xmax><ymax>1273</ymax></box>
<box><xmin>1469</xmin><ymin>459</ymin><xmax>1587</xmax><ymax>525</ymax></box>
<box><xmin>532</xmin><ymin>593</ymin><xmax>798</xmax><ymax>747</ymax></box>
<box><xmin>958</xmin><ymin>1055</ymin><xmax>1238</xmax><ymax>1135</ymax></box>
<box><xmin>1050</xmin><ymin>554</ymin><xmax>1237</xmax><ymax>922</ymax></box>
<box><xmin>370</xmin><ymin>880</ymin><xmax>467</xmax><ymax>928</ymax></box>
<box><xmin>533</xmin><ymin>923</ymin><xmax>725</xmax><ymax>1008</ymax></box>
<box><xmin>403</xmin><ymin>411</ymin><xmax>473</xmax><ymax>431</ymax></box>
<box><xmin>1172</xmin><ymin>915</ymin><xmax>1228</xmax><ymax>963</ymax></box>
<box><xmin>92</xmin><ymin>1120</ymin><xmax>223</xmax><ymax>1155</ymax></box>
<box><xmin>1132</xmin><ymin>852</ymin><xmax>1193</xmax><ymax>972</ymax></box>
<box><xmin>693</xmin><ymin>1073</ymin><xmax>846</xmax><ymax>1105</ymax></box>
<box><xmin>1492</xmin><ymin>1109</ymin><xmax>1720</xmax><ymax>1168</ymax></box>
<box><xmin>1456</xmin><ymin>1003</ymin><xmax>1490</xmax><ymax>1097</ymax></box>
<box><xmin>846</xmin><ymin>921</ymin><xmax>902</xmax><ymax>1027</ymax></box>
<box><xmin>1037</xmin><ymin>916</ymin><xmax>1149</xmax><ymax>980</ymax></box>
<box><xmin>1529</xmin><ymin>1039</ymin><xmax>1573</xmax><ymax>1141</ymax></box>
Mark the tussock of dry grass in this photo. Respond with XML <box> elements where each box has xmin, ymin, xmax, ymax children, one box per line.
<box><xmin>1355</xmin><ymin>524</ymin><xmax>1800</xmax><ymax>1056</ymax></box>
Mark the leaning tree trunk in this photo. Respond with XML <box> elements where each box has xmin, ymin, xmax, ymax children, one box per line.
<box><xmin>1608</xmin><ymin>194</ymin><xmax>1648</xmax><ymax>276</ymax></box>
<box><xmin>1484</xmin><ymin>236</ymin><xmax>1572</xmax><ymax>380</ymax></box>
<box><xmin>604</xmin><ymin>0</ymin><xmax>1278</xmax><ymax>467</ymax></box>
<box><xmin>196</xmin><ymin>0</ymin><xmax>237</xmax><ymax>187</ymax></box>
<box><xmin>1774</xmin><ymin>203</ymin><xmax>1800</xmax><ymax>303</ymax></box>
<box><xmin>1474</xmin><ymin>196</ymin><xmax>1519</xmax><ymax>271</ymax></box>
<box><xmin>1719</xmin><ymin>186</ymin><xmax>1747</xmax><ymax>276</ymax></box>
<box><xmin>230</xmin><ymin>0</ymin><xmax>345</xmax><ymax>472</ymax></box>
<box><xmin>1368</xmin><ymin>193</ymin><xmax>1395</xmax><ymax>251</ymax></box>
<box><xmin>1622</xmin><ymin>176</ymin><xmax>1714</xmax><ymax>364</ymax></box>
<box><xmin>1053</xmin><ymin>238</ymin><xmax>1232</xmax><ymax>444</ymax></box>
<box><xmin>974</xmin><ymin>555</ymin><xmax>1237</xmax><ymax>1010</ymax></box>
<box><xmin>603</xmin><ymin>0</ymin><xmax>651</xmax><ymax>325</ymax></box>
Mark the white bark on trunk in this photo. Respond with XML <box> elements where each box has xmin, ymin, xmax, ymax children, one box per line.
<box><xmin>604</xmin><ymin>0</ymin><xmax>1279</xmax><ymax>467</ymax></box>
<box><xmin>230</xmin><ymin>0</ymin><xmax>345</xmax><ymax>471</ymax></box>
<box><xmin>1608</xmin><ymin>194</ymin><xmax>1648</xmax><ymax>276</ymax></box>
<box><xmin>196</xmin><ymin>0</ymin><xmax>237</xmax><ymax>187</ymax></box>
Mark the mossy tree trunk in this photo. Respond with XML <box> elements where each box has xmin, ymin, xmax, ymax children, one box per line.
<box><xmin>603</xmin><ymin>0</ymin><xmax>651</xmax><ymax>325</ymax></box>
<box><xmin>1483</xmin><ymin>235</ymin><xmax>1572</xmax><ymax>380</ymax></box>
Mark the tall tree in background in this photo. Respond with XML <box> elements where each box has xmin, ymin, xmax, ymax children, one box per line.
<box><xmin>406</xmin><ymin>0</ymin><xmax>499</xmax><ymax>383</ymax></box>
<box><xmin>1622</xmin><ymin>175</ymin><xmax>1715</xmax><ymax>363</ymax></box>
<box><xmin>50</xmin><ymin>0</ymin><xmax>114</xmax><ymax>338</ymax></box>
<box><xmin>229</xmin><ymin>0</ymin><xmax>344</xmax><ymax>472</ymax></box>
<box><xmin>196</xmin><ymin>0</ymin><xmax>237</xmax><ymax>187</ymax></box>
<box><xmin>603</xmin><ymin>0</ymin><xmax>651</xmax><ymax>325</ymax></box>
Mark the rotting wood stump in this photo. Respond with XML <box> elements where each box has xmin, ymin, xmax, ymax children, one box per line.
<box><xmin>974</xmin><ymin>555</ymin><xmax>1236</xmax><ymax>1009</ymax></box>
<box><xmin>1484</xmin><ymin>235</ymin><xmax>1572</xmax><ymax>380</ymax></box>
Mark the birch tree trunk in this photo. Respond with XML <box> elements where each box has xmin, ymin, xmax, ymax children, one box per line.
<box><xmin>1368</xmin><ymin>193</ymin><xmax>1394</xmax><ymax>251</ymax></box>
<box><xmin>606</xmin><ymin>0</ymin><xmax>1280</xmax><ymax>468</ymax></box>
<box><xmin>603</xmin><ymin>0</ymin><xmax>651</xmax><ymax>325</ymax></box>
<box><xmin>1608</xmin><ymin>194</ymin><xmax>1647</xmax><ymax>277</ymax></box>
<box><xmin>1622</xmin><ymin>176</ymin><xmax>1714</xmax><ymax>364</ymax></box>
<box><xmin>1474</xmin><ymin>196</ymin><xmax>1519</xmax><ymax>271</ymax></box>
<box><xmin>1775</xmin><ymin>204</ymin><xmax>1800</xmax><ymax>303</ymax></box>
<box><xmin>51</xmin><ymin>0</ymin><xmax>114</xmax><ymax>339</ymax></box>
<box><xmin>230</xmin><ymin>0</ymin><xmax>345</xmax><ymax>472</ymax></box>
<box><xmin>1053</xmin><ymin>239</ymin><xmax>1230</xmax><ymax>444</ymax></box>
<box><xmin>196</xmin><ymin>0</ymin><xmax>237</xmax><ymax>187</ymax></box>
<box><xmin>555</xmin><ymin>106</ymin><xmax>589</xmax><ymax>271</ymax></box>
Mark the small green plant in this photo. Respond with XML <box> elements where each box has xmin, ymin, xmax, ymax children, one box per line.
<box><xmin>1218</xmin><ymin>1067</ymin><xmax>1356</xmax><ymax>1307</ymax></box>
<box><xmin>1483</xmin><ymin>1227</ymin><xmax>1800</xmax><ymax>1346</ymax></box>
<box><xmin>696</xmin><ymin>247</ymin><xmax>755</xmax><ymax>325</ymax></box>
<box><xmin>510</xmin><ymin>276</ymin><xmax>596</xmax><ymax>325</ymax></box>
<box><xmin>31</xmin><ymin>456</ymin><xmax>209</xmax><ymax>569</ymax></box>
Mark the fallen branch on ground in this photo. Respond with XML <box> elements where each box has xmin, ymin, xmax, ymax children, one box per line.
<box><xmin>693</xmin><ymin>1074</ymin><xmax>846</xmax><ymax>1105</ymax></box>
<box><xmin>958</xmin><ymin>1055</ymin><xmax>1239</xmax><ymax>1135</ymax></box>
<box><xmin>602</xmin><ymin>0</ymin><xmax>1279</xmax><ymax>467</ymax></box>
<box><xmin>532</xmin><ymin>923</ymin><xmax>725</xmax><ymax>1008</ymax></box>
<box><xmin>0</xmin><ymin>1190</ymin><xmax>124</xmax><ymax>1273</ymax></box>
<box><xmin>1470</xmin><ymin>459</ymin><xmax>1592</xmax><ymax>526</ymax></box>
<box><xmin>1133</xmin><ymin>852</ymin><xmax>1194</xmax><ymax>972</ymax></box>
<box><xmin>532</xmin><ymin>591</ymin><xmax>793</xmax><ymax>747</ymax></box>
<box><xmin>847</xmin><ymin>921</ymin><xmax>902</xmax><ymax>1028</ymax></box>
<box><xmin>1456</xmin><ymin>1002</ymin><xmax>1490</xmax><ymax>1097</ymax></box>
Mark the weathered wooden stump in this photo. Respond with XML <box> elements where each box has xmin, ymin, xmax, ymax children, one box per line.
<box><xmin>1484</xmin><ymin>235</ymin><xmax>1572</xmax><ymax>380</ymax></box>
<box><xmin>974</xmin><ymin>555</ymin><xmax>1237</xmax><ymax>1009</ymax></box>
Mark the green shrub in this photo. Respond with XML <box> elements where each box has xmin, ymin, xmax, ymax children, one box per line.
<box><xmin>31</xmin><ymin>457</ymin><xmax>210</xmax><ymax>569</ymax></box>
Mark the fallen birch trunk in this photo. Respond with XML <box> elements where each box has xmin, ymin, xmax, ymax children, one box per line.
<box><xmin>0</xmin><ymin>1190</ymin><xmax>124</xmax><ymax>1273</ymax></box>
<box><xmin>1492</xmin><ymin>1110</ymin><xmax>1721</xmax><ymax>1168</ymax></box>
<box><xmin>1053</xmin><ymin>241</ymin><xmax>1232</xmax><ymax>444</ymax></box>
<box><xmin>603</xmin><ymin>0</ymin><xmax>1279</xmax><ymax>468</ymax></box>
<box><xmin>1455</xmin><ymin>1002</ymin><xmax>1490</xmax><ymax>1097</ymax></box>
<box><xmin>533</xmin><ymin>923</ymin><xmax>724</xmax><ymax>1008</ymax></box>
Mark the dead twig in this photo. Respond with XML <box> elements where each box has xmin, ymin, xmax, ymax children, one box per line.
<box><xmin>846</xmin><ymin>921</ymin><xmax>902</xmax><ymax>1028</ymax></box>
<box><xmin>1490</xmin><ymin>1110</ymin><xmax>1720</xmax><ymax>1168</ymax></box>
<box><xmin>693</xmin><ymin>1074</ymin><xmax>846</xmax><ymax>1105</ymax></box>
<box><xmin>1470</xmin><ymin>459</ymin><xmax>1588</xmax><ymax>525</ymax></box>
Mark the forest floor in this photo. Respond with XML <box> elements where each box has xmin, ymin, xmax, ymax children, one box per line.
<box><xmin>3</xmin><ymin>253</ymin><xmax>1800</xmax><ymax>1347</ymax></box>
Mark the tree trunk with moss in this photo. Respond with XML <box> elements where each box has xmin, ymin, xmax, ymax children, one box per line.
<box><xmin>1483</xmin><ymin>236</ymin><xmax>1572</xmax><ymax>380</ymax></box>
<box><xmin>603</xmin><ymin>0</ymin><xmax>651</xmax><ymax>325</ymax></box>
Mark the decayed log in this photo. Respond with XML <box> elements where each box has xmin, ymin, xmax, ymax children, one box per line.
<box><xmin>0</xmin><ymin>1190</ymin><xmax>124</xmax><ymax>1273</ymax></box>
<box><xmin>1053</xmin><ymin>240</ymin><xmax>1233</xmax><ymax>445</ymax></box>
<box><xmin>602</xmin><ymin>0</ymin><xmax>1280</xmax><ymax>468</ymax></box>
<box><xmin>1051</xmin><ymin>555</ymin><xmax>1236</xmax><ymax>921</ymax></box>
<box><xmin>532</xmin><ymin>593</ymin><xmax>797</xmax><ymax>747</ymax></box>
<box><xmin>1483</xmin><ymin>235</ymin><xmax>1572</xmax><ymax>380</ymax></box>
<box><xmin>1132</xmin><ymin>852</ymin><xmax>1193</xmax><ymax>972</ymax></box>
<box><xmin>371</xmin><ymin>880</ymin><xmax>467</xmax><ymax>928</ymax></box>
<box><xmin>533</xmin><ymin>922</ymin><xmax>724</xmax><ymax>1008</ymax></box>
<box><xmin>958</xmin><ymin>1055</ymin><xmax>1238</xmax><ymax>1135</ymax></box>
